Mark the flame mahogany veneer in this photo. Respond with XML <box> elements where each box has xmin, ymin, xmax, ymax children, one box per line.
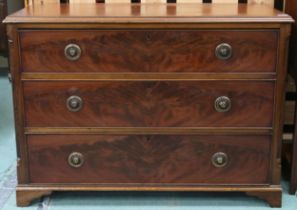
<box><xmin>3</xmin><ymin>3</ymin><xmax>293</xmax><ymax>207</ymax></box>
<box><xmin>19</xmin><ymin>30</ymin><xmax>278</xmax><ymax>73</ymax></box>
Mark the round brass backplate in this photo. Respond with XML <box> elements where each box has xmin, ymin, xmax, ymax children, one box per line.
<box><xmin>215</xmin><ymin>43</ymin><xmax>233</xmax><ymax>60</ymax></box>
<box><xmin>68</xmin><ymin>152</ymin><xmax>84</xmax><ymax>168</ymax></box>
<box><xmin>66</xmin><ymin>96</ymin><xmax>83</xmax><ymax>112</ymax></box>
<box><xmin>214</xmin><ymin>96</ymin><xmax>231</xmax><ymax>113</ymax></box>
<box><xmin>64</xmin><ymin>44</ymin><xmax>82</xmax><ymax>61</ymax></box>
<box><xmin>211</xmin><ymin>152</ymin><xmax>228</xmax><ymax>168</ymax></box>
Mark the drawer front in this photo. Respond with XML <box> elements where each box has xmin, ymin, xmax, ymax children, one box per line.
<box><xmin>20</xmin><ymin>30</ymin><xmax>278</xmax><ymax>73</ymax></box>
<box><xmin>28</xmin><ymin>135</ymin><xmax>271</xmax><ymax>184</ymax></box>
<box><xmin>24</xmin><ymin>81</ymin><xmax>274</xmax><ymax>128</ymax></box>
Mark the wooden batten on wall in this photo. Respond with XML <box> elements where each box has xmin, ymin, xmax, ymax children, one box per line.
<box><xmin>69</xmin><ymin>0</ymin><xmax>98</xmax><ymax>3</ymax></box>
<box><xmin>25</xmin><ymin>0</ymin><xmax>275</xmax><ymax>5</ymax></box>
<box><xmin>27</xmin><ymin>0</ymin><xmax>59</xmax><ymax>5</ymax></box>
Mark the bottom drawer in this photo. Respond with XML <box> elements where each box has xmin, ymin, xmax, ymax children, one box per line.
<box><xmin>27</xmin><ymin>135</ymin><xmax>271</xmax><ymax>184</ymax></box>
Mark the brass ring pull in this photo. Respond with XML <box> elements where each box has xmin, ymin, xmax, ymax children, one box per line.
<box><xmin>215</xmin><ymin>43</ymin><xmax>232</xmax><ymax>60</ymax></box>
<box><xmin>64</xmin><ymin>44</ymin><xmax>81</xmax><ymax>61</ymax></box>
<box><xmin>66</xmin><ymin>96</ymin><xmax>83</xmax><ymax>112</ymax></box>
<box><xmin>214</xmin><ymin>96</ymin><xmax>231</xmax><ymax>113</ymax></box>
<box><xmin>212</xmin><ymin>152</ymin><xmax>228</xmax><ymax>168</ymax></box>
<box><xmin>68</xmin><ymin>152</ymin><xmax>84</xmax><ymax>168</ymax></box>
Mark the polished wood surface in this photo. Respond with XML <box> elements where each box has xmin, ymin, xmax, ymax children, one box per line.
<box><xmin>5</xmin><ymin>2</ymin><xmax>293</xmax><ymax>207</ymax></box>
<box><xmin>20</xmin><ymin>72</ymin><xmax>276</xmax><ymax>81</ymax></box>
<box><xmin>16</xmin><ymin>189</ymin><xmax>52</xmax><ymax>207</ymax></box>
<box><xmin>16</xmin><ymin>185</ymin><xmax>281</xmax><ymax>208</ymax></box>
<box><xmin>246</xmin><ymin>190</ymin><xmax>282</xmax><ymax>208</ymax></box>
<box><xmin>24</xmin><ymin>127</ymin><xmax>273</xmax><ymax>135</ymax></box>
<box><xmin>20</xmin><ymin>30</ymin><xmax>278</xmax><ymax>73</ymax></box>
<box><xmin>6</xmin><ymin>25</ymin><xmax>30</xmax><ymax>185</ymax></box>
<box><xmin>3</xmin><ymin>3</ymin><xmax>293</xmax><ymax>23</ymax></box>
<box><xmin>23</xmin><ymin>81</ymin><xmax>274</xmax><ymax>127</ymax></box>
<box><xmin>27</xmin><ymin>134</ymin><xmax>271</xmax><ymax>184</ymax></box>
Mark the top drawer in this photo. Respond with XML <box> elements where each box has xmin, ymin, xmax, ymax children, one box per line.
<box><xmin>19</xmin><ymin>30</ymin><xmax>278</xmax><ymax>73</ymax></box>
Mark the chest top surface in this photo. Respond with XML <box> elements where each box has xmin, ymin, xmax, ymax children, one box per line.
<box><xmin>3</xmin><ymin>3</ymin><xmax>293</xmax><ymax>24</ymax></box>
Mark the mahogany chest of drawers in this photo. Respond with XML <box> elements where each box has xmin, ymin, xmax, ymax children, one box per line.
<box><xmin>4</xmin><ymin>3</ymin><xmax>293</xmax><ymax>207</ymax></box>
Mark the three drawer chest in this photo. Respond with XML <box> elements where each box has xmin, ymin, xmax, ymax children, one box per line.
<box><xmin>4</xmin><ymin>3</ymin><xmax>294</xmax><ymax>207</ymax></box>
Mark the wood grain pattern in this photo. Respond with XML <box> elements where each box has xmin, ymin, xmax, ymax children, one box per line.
<box><xmin>27</xmin><ymin>135</ymin><xmax>271</xmax><ymax>184</ymax></box>
<box><xmin>5</xmin><ymin>2</ymin><xmax>292</xmax><ymax>207</ymax></box>
<box><xmin>21</xmin><ymin>72</ymin><xmax>277</xmax><ymax>81</ymax></box>
<box><xmin>16</xmin><ymin>185</ymin><xmax>282</xmax><ymax>207</ymax></box>
<box><xmin>6</xmin><ymin>25</ymin><xmax>30</xmax><ymax>184</ymax></box>
<box><xmin>270</xmin><ymin>24</ymin><xmax>291</xmax><ymax>185</ymax></box>
<box><xmin>20</xmin><ymin>30</ymin><xmax>278</xmax><ymax>73</ymax></box>
<box><xmin>246</xmin><ymin>190</ymin><xmax>282</xmax><ymax>207</ymax></box>
<box><xmin>17</xmin><ymin>184</ymin><xmax>282</xmax><ymax>192</ymax></box>
<box><xmin>23</xmin><ymin>81</ymin><xmax>274</xmax><ymax>127</ymax></box>
<box><xmin>5</xmin><ymin>3</ymin><xmax>293</xmax><ymax>24</ymax></box>
<box><xmin>16</xmin><ymin>189</ymin><xmax>52</xmax><ymax>207</ymax></box>
<box><xmin>24</xmin><ymin>127</ymin><xmax>273</xmax><ymax>135</ymax></box>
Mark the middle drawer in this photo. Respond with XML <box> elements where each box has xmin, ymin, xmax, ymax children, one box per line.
<box><xmin>23</xmin><ymin>81</ymin><xmax>274</xmax><ymax>128</ymax></box>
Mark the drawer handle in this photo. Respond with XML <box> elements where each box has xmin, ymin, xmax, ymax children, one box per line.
<box><xmin>66</xmin><ymin>96</ymin><xmax>83</xmax><ymax>112</ymax></box>
<box><xmin>214</xmin><ymin>96</ymin><xmax>231</xmax><ymax>113</ymax></box>
<box><xmin>215</xmin><ymin>43</ymin><xmax>232</xmax><ymax>60</ymax></box>
<box><xmin>68</xmin><ymin>152</ymin><xmax>84</xmax><ymax>168</ymax></box>
<box><xmin>212</xmin><ymin>152</ymin><xmax>228</xmax><ymax>168</ymax></box>
<box><xmin>64</xmin><ymin>44</ymin><xmax>81</xmax><ymax>61</ymax></box>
